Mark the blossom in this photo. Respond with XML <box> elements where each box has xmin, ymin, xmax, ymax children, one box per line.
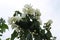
<box><xmin>23</xmin><ymin>4</ymin><xmax>35</xmax><ymax>15</ymax></box>
<box><xmin>47</xmin><ymin>20</ymin><xmax>53</xmax><ymax>25</ymax></box>
<box><xmin>38</xmin><ymin>19</ymin><xmax>42</xmax><ymax>25</ymax></box>
<box><xmin>15</xmin><ymin>27</ymin><xmax>20</xmax><ymax>32</ymax></box>
<box><xmin>8</xmin><ymin>16</ymin><xmax>21</xmax><ymax>25</ymax></box>
<box><xmin>34</xmin><ymin>9</ymin><xmax>41</xmax><ymax>20</ymax></box>
<box><xmin>11</xmin><ymin>23</ymin><xmax>18</xmax><ymax>29</ymax></box>
<box><xmin>35</xmin><ymin>16</ymin><xmax>40</xmax><ymax>20</ymax></box>
<box><xmin>43</xmin><ymin>20</ymin><xmax>53</xmax><ymax>29</ymax></box>
<box><xmin>35</xmin><ymin>9</ymin><xmax>41</xmax><ymax>16</ymax></box>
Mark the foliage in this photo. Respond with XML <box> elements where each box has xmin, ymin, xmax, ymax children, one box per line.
<box><xmin>0</xmin><ymin>18</ymin><xmax>8</xmax><ymax>34</ymax></box>
<box><xmin>0</xmin><ymin>4</ymin><xmax>56</xmax><ymax>40</ymax></box>
<box><xmin>8</xmin><ymin>4</ymin><xmax>56</xmax><ymax>40</ymax></box>
<box><xmin>0</xmin><ymin>18</ymin><xmax>8</xmax><ymax>40</ymax></box>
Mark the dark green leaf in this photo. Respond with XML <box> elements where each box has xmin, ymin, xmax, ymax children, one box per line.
<box><xmin>11</xmin><ymin>30</ymin><xmax>18</xmax><ymax>40</ymax></box>
<box><xmin>0</xmin><ymin>18</ymin><xmax>8</xmax><ymax>33</ymax></box>
<box><xmin>26</xmin><ymin>33</ymin><xmax>33</xmax><ymax>40</ymax></box>
<box><xmin>6</xmin><ymin>38</ymin><xmax>10</xmax><ymax>40</ymax></box>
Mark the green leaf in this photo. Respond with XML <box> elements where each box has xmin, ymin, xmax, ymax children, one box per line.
<box><xmin>13</xmin><ymin>11</ymin><xmax>22</xmax><ymax>16</ymax></box>
<box><xmin>45</xmin><ymin>31</ymin><xmax>52</xmax><ymax>40</ymax></box>
<box><xmin>26</xmin><ymin>33</ymin><xmax>33</xmax><ymax>40</ymax></box>
<box><xmin>0</xmin><ymin>24</ymin><xmax>8</xmax><ymax>33</ymax></box>
<box><xmin>0</xmin><ymin>18</ymin><xmax>5</xmax><ymax>24</ymax></box>
<box><xmin>2</xmin><ymin>23</ymin><xmax>8</xmax><ymax>29</ymax></box>
<box><xmin>6</xmin><ymin>38</ymin><xmax>10</xmax><ymax>40</ymax></box>
<box><xmin>33</xmin><ymin>34</ymin><xmax>41</xmax><ymax>40</ymax></box>
<box><xmin>11</xmin><ymin>30</ymin><xmax>18</xmax><ymax>40</ymax></box>
<box><xmin>0</xmin><ymin>18</ymin><xmax>8</xmax><ymax>33</ymax></box>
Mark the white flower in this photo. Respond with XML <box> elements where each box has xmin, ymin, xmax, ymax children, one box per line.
<box><xmin>15</xmin><ymin>16</ymin><xmax>22</xmax><ymax>21</ymax></box>
<box><xmin>35</xmin><ymin>9</ymin><xmax>41</xmax><ymax>16</ymax></box>
<box><xmin>47</xmin><ymin>20</ymin><xmax>53</xmax><ymax>24</ymax></box>
<box><xmin>30</xmin><ymin>19</ymin><xmax>33</xmax><ymax>22</ymax></box>
<box><xmin>34</xmin><ymin>9</ymin><xmax>41</xmax><ymax>20</ymax></box>
<box><xmin>35</xmin><ymin>16</ymin><xmax>40</xmax><ymax>20</ymax></box>
<box><xmin>22</xmin><ymin>13</ymin><xmax>26</xmax><ymax>18</ymax></box>
<box><xmin>38</xmin><ymin>19</ymin><xmax>42</xmax><ymax>25</ymax></box>
<box><xmin>8</xmin><ymin>16</ymin><xmax>21</xmax><ymax>25</ymax></box>
<box><xmin>46</xmin><ymin>20</ymin><xmax>53</xmax><ymax>26</ymax></box>
<box><xmin>11</xmin><ymin>23</ymin><xmax>18</xmax><ymax>29</ymax></box>
<box><xmin>23</xmin><ymin>4</ymin><xmax>35</xmax><ymax>15</ymax></box>
<box><xmin>15</xmin><ymin>27</ymin><xmax>20</xmax><ymax>32</ymax></box>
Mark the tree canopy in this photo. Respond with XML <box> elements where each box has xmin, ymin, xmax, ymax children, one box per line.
<box><xmin>0</xmin><ymin>4</ymin><xmax>56</xmax><ymax>40</ymax></box>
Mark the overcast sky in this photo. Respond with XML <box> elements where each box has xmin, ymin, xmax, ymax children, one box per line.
<box><xmin>0</xmin><ymin>0</ymin><xmax>60</xmax><ymax>40</ymax></box>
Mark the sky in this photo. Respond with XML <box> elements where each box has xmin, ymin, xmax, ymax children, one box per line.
<box><xmin>0</xmin><ymin>0</ymin><xmax>60</xmax><ymax>40</ymax></box>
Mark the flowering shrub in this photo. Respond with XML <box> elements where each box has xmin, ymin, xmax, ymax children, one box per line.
<box><xmin>0</xmin><ymin>4</ymin><xmax>56</xmax><ymax>40</ymax></box>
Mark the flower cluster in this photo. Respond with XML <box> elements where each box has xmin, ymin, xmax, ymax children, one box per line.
<box><xmin>47</xmin><ymin>20</ymin><xmax>53</xmax><ymax>24</ymax></box>
<box><xmin>8</xmin><ymin>16</ymin><xmax>22</xmax><ymax>29</ymax></box>
<box><xmin>23</xmin><ymin>4</ymin><xmax>35</xmax><ymax>15</ymax></box>
<box><xmin>43</xmin><ymin>20</ymin><xmax>53</xmax><ymax>30</ymax></box>
<box><xmin>8</xmin><ymin>16</ymin><xmax>21</xmax><ymax>25</ymax></box>
<box><xmin>46</xmin><ymin>20</ymin><xmax>53</xmax><ymax>27</ymax></box>
<box><xmin>23</xmin><ymin>4</ymin><xmax>41</xmax><ymax>18</ymax></box>
<box><xmin>8</xmin><ymin>4</ymin><xmax>42</xmax><ymax>32</ymax></box>
<box><xmin>8</xmin><ymin>4</ymin><xmax>55</xmax><ymax>40</ymax></box>
<box><xmin>35</xmin><ymin>9</ymin><xmax>41</xmax><ymax>19</ymax></box>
